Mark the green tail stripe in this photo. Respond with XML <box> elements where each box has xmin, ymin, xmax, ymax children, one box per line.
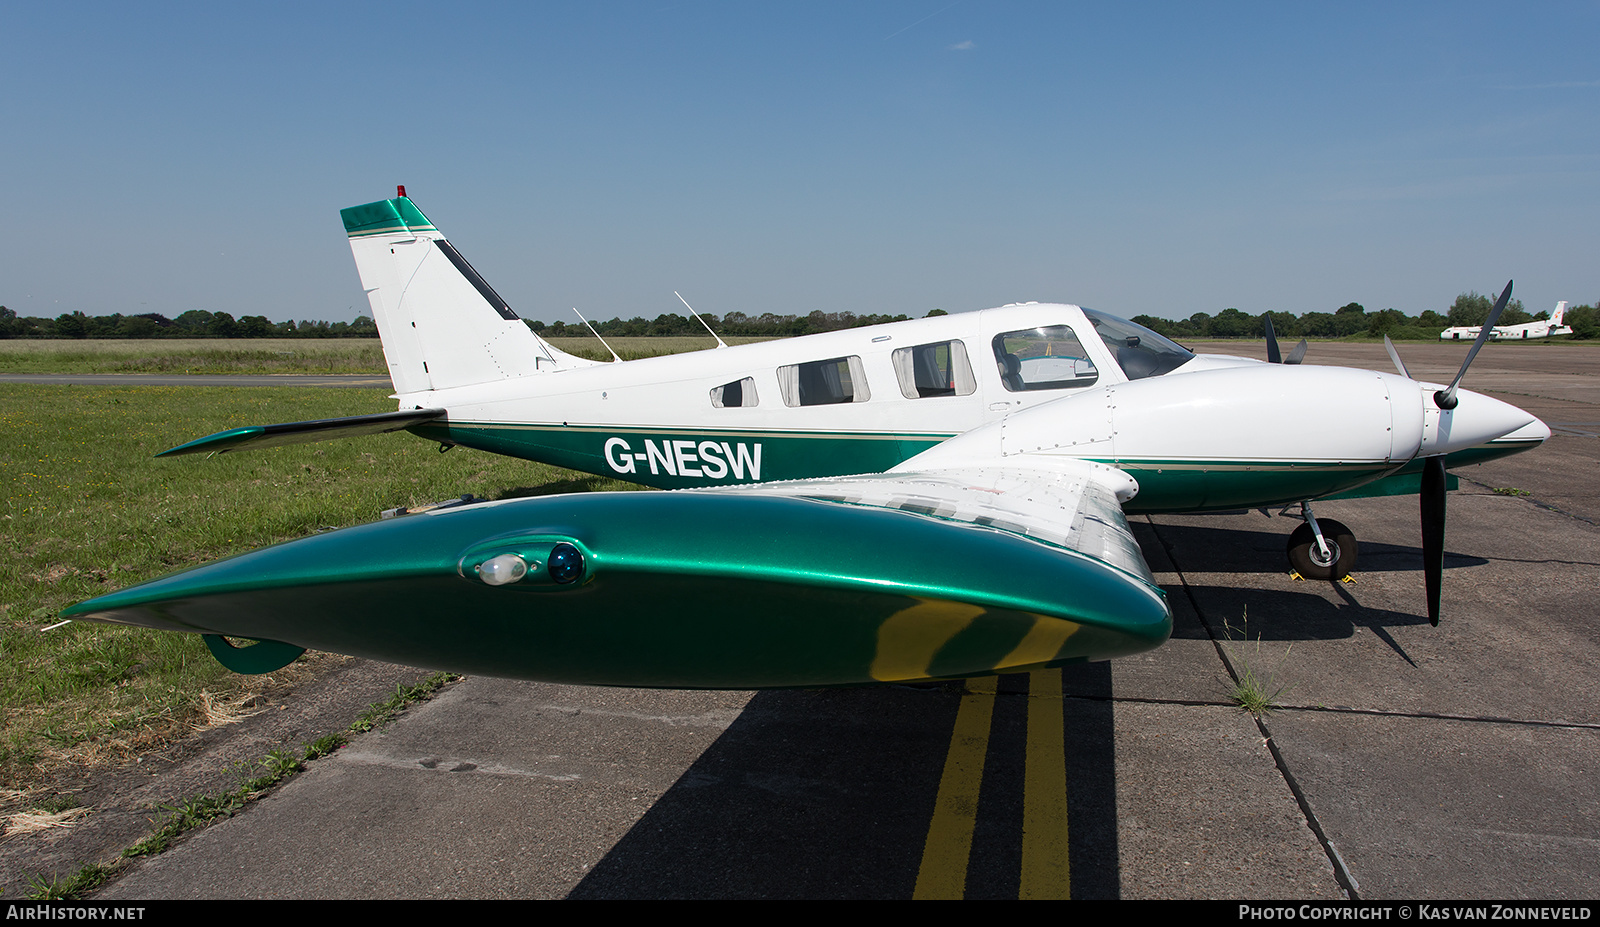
<box><xmin>341</xmin><ymin>197</ymin><xmax>438</xmax><ymax>238</ymax></box>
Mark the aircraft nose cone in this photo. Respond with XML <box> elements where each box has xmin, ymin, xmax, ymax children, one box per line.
<box><xmin>1427</xmin><ymin>387</ymin><xmax>1546</xmax><ymax>455</ymax></box>
<box><xmin>1499</xmin><ymin>415</ymin><xmax>1552</xmax><ymax>445</ymax></box>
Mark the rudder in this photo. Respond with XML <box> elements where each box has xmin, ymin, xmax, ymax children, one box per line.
<box><xmin>342</xmin><ymin>192</ymin><xmax>594</xmax><ymax>394</ymax></box>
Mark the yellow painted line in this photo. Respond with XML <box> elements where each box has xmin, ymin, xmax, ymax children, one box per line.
<box><xmin>913</xmin><ymin>676</ymin><xmax>998</xmax><ymax>900</ymax></box>
<box><xmin>1020</xmin><ymin>669</ymin><xmax>1071</xmax><ymax>899</ymax></box>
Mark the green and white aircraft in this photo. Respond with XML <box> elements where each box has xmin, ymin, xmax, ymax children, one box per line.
<box><xmin>63</xmin><ymin>192</ymin><xmax>1549</xmax><ymax>687</ymax></box>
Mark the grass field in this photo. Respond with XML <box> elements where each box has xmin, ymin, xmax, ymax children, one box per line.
<box><xmin>0</xmin><ymin>335</ymin><xmax>771</xmax><ymax>374</ymax></box>
<box><xmin>0</xmin><ymin>339</ymin><xmax>387</xmax><ymax>375</ymax></box>
<box><xmin>0</xmin><ymin>384</ymin><xmax>637</xmax><ymax>799</ymax></box>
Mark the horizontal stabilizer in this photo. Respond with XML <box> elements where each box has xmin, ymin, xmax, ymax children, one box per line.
<box><xmin>157</xmin><ymin>409</ymin><xmax>446</xmax><ymax>457</ymax></box>
<box><xmin>63</xmin><ymin>487</ymin><xmax>1170</xmax><ymax>688</ymax></box>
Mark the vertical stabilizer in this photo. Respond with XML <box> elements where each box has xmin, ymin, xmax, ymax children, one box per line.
<box><xmin>342</xmin><ymin>194</ymin><xmax>597</xmax><ymax>394</ymax></box>
<box><xmin>1552</xmin><ymin>301</ymin><xmax>1568</xmax><ymax>326</ymax></box>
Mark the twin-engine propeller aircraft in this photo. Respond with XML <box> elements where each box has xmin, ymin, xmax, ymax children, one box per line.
<box><xmin>1441</xmin><ymin>301</ymin><xmax>1574</xmax><ymax>341</ymax></box>
<box><xmin>63</xmin><ymin>191</ymin><xmax>1550</xmax><ymax>687</ymax></box>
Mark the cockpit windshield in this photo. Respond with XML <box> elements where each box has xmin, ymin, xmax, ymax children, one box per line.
<box><xmin>1081</xmin><ymin>308</ymin><xmax>1195</xmax><ymax>380</ymax></box>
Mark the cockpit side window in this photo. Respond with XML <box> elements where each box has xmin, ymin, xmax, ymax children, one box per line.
<box><xmin>992</xmin><ymin>326</ymin><xmax>1100</xmax><ymax>392</ymax></box>
<box><xmin>1081</xmin><ymin>308</ymin><xmax>1194</xmax><ymax>380</ymax></box>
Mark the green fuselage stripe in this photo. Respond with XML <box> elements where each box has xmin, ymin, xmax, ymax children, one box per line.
<box><xmin>411</xmin><ymin>421</ymin><xmax>952</xmax><ymax>490</ymax></box>
<box><xmin>410</xmin><ymin>421</ymin><xmax>1531</xmax><ymax>510</ymax></box>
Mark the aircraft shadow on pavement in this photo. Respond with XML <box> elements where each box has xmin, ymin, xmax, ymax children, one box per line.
<box><xmin>1167</xmin><ymin>584</ymin><xmax>1435</xmax><ymax>645</ymax></box>
<box><xmin>1143</xmin><ymin>521</ymin><xmax>1488</xmax><ymax>576</ymax></box>
<box><xmin>570</xmin><ymin>664</ymin><xmax>1122</xmax><ymax>899</ymax></box>
<box><xmin>1141</xmin><ymin>525</ymin><xmax>1444</xmax><ymax>667</ymax></box>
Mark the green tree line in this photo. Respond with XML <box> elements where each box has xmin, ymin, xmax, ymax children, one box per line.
<box><xmin>1130</xmin><ymin>293</ymin><xmax>1599</xmax><ymax>341</ymax></box>
<box><xmin>0</xmin><ymin>308</ymin><xmax>379</xmax><ymax>340</ymax></box>
<box><xmin>3</xmin><ymin>292</ymin><xmax>1595</xmax><ymax>340</ymax></box>
<box><xmin>530</xmin><ymin>309</ymin><xmax>915</xmax><ymax>339</ymax></box>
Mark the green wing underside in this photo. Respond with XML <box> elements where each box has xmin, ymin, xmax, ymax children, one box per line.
<box><xmin>156</xmin><ymin>409</ymin><xmax>446</xmax><ymax>457</ymax></box>
<box><xmin>63</xmin><ymin>466</ymin><xmax>1171</xmax><ymax>689</ymax></box>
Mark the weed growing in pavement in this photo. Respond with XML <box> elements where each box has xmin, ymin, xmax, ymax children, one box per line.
<box><xmin>1221</xmin><ymin>611</ymin><xmax>1294</xmax><ymax>716</ymax></box>
<box><xmin>27</xmin><ymin>863</ymin><xmax>110</xmax><ymax>900</ymax></box>
<box><xmin>350</xmin><ymin>673</ymin><xmax>456</xmax><ymax>732</ymax></box>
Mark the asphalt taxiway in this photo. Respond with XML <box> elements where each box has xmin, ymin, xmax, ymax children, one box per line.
<box><xmin>64</xmin><ymin>343</ymin><xmax>1600</xmax><ymax>899</ymax></box>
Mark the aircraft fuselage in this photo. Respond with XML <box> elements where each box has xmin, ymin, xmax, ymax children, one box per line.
<box><xmin>394</xmin><ymin>303</ymin><xmax>1545</xmax><ymax>512</ymax></box>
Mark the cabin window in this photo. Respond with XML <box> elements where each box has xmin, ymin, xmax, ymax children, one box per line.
<box><xmin>892</xmin><ymin>341</ymin><xmax>977</xmax><ymax>399</ymax></box>
<box><xmin>992</xmin><ymin>326</ymin><xmax>1099</xmax><ymax>391</ymax></box>
<box><xmin>710</xmin><ymin>377</ymin><xmax>758</xmax><ymax>408</ymax></box>
<box><xmin>777</xmin><ymin>356</ymin><xmax>870</xmax><ymax>407</ymax></box>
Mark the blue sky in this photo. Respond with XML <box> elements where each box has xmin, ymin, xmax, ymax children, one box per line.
<box><xmin>4</xmin><ymin>1</ymin><xmax>1596</xmax><ymax>325</ymax></box>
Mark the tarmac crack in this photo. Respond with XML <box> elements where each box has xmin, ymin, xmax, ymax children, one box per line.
<box><xmin>1143</xmin><ymin>515</ymin><xmax>1362</xmax><ymax>900</ymax></box>
<box><xmin>1050</xmin><ymin>692</ymin><xmax>1600</xmax><ymax>731</ymax></box>
<box><xmin>1257</xmin><ymin>703</ymin><xmax>1600</xmax><ymax>731</ymax></box>
<box><xmin>1456</xmin><ymin>474</ymin><xmax>1599</xmax><ymax>526</ymax></box>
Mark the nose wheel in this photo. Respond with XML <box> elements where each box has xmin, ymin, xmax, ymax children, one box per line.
<box><xmin>1287</xmin><ymin>518</ymin><xmax>1358</xmax><ymax>581</ymax></box>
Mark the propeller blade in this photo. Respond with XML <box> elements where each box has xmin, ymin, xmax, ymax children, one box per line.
<box><xmin>1264</xmin><ymin>314</ymin><xmax>1282</xmax><ymax>364</ymax></box>
<box><xmin>1420</xmin><ymin>454</ymin><xmax>1447</xmax><ymax>626</ymax></box>
<box><xmin>1383</xmin><ymin>335</ymin><xmax>1410</xmax><ymax>378</ymax></box>
<box><xmin>1436</xmin><ymin>280</ymin><xmax>1512</xmax><ymax>409</ymax></box>
<box><xmin>1285</xmin><ymin>339</ymin><xmax>1308</xmax><ymax>365</ymax></box>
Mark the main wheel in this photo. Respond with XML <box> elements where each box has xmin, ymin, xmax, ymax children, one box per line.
<box><xmin>1287</xmin><ymin>519</ymin><xmax>1358</xmax><ymax>580</ymax></box>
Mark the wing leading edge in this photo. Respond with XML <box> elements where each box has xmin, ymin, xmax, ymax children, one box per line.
<box><xmin>63</xmin><ymin>459</ymin><xmax>1168</xmax><ymax>688</ymax></box>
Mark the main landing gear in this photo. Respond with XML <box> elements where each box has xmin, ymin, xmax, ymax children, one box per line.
<box><xmin>1286</xmin><ymin>501</ymin><xmax>1358</xmax><ymax>581</ymax></box>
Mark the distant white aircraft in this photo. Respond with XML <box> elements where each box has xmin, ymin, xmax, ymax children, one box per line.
<box><xmin>1441</xmin><ymin>301</ymin><xmax>1573</xmax><ymax>341</ymax></box>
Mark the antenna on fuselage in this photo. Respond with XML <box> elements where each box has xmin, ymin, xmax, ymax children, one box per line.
<box><xmin>571</xmin><ymin>307</ymin><xmax>622</xmax><ymax>363</ymax></box>
<box><xmin>675</xmin><ymin>291</ymin><xmax>729</xmax><ymax>349</ymax></box>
